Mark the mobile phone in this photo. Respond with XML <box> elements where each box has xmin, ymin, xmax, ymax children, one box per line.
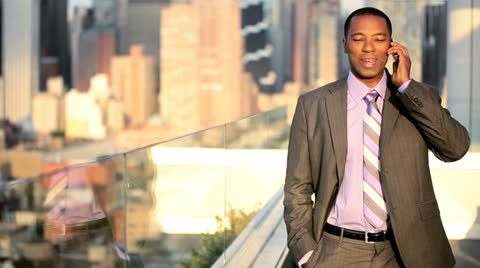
<box><xmin>390</xmin><ymin>39</ymin><xmax>399</xmax><ymax>62</ymax></box>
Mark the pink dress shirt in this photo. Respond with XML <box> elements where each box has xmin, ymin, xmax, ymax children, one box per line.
<box><xmin>298</xmin><ymin>71</ymin><xmax>410</xmax><ymax>267</ymax></box>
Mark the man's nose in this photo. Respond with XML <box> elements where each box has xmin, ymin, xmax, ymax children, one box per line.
<box><xmin>362</xmin><ymin>40</ymin><xmax>375</xmax><ymax>52</ymax></box>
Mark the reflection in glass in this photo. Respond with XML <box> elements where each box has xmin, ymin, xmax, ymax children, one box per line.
<box><xmin>0</xmin><ymin>155</ymin><xmax>127</xmax><ymax>267</ymax></box>
<box><xmin>224</xmin><ymin>107</ymin><xmax>290</xmax><ymax>260</ymax></box>
<box><xmin>125</xmin><ymin>126</ymin><xmax>226</xmax><ymax>267</ymax></box>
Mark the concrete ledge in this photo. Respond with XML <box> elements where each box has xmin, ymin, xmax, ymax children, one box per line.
<box><xmin>212</xmin><ymin>188</ymin><xmax>286</xmax><ymax>267</ymax></box>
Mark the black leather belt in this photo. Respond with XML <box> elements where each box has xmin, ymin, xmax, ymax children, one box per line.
<box><xmin>324</xmin><ymin>223</ymin><xmax>392</xmax><ymax>243</ymax></box>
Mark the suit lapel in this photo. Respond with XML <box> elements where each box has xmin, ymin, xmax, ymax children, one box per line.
<box><xmin>324</xmin><ymin>74</ymin><xmax>399</xmax><ymax>184</ymax></box>
<box><xmin>325</xmin><ymin>79</ymin><xmax>348</xmax><ymax>185</ymax></box>
<box><xmin>380</xmin><ymin>82</ymin><xmax>400</xmax><ymax>152</ymax></box>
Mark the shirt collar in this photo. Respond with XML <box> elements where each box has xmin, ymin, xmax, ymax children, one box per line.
<box><xmin>347</xmin><ymin>70</ymin><xmax>387</xmax><ymax>102</ymax></box>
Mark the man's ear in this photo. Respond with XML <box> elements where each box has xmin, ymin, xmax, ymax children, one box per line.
<box><xmin>342</xmin><ymin>37</ymin><xmax>348</xmax><ymax>53</ymax></box>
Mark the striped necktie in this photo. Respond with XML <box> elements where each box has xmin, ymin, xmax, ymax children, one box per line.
<box><xmin>363</xmin><ymin>90</ymin><xmax>388</xmax><ymax>228</ymax></box>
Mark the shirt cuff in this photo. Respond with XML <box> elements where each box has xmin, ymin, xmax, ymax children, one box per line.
<box><xmin>298</xmin><ymin>250</ymin><xmax>314</xmax><ymax>267</ymax></box>
<box><xmin>398</xmin><ymin>79</ymin><xmax>411</xmax><ymax>93</ymax></box>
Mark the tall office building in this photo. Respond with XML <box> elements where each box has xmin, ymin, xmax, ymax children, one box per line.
<box><xmin>422</xmin><ymin>3</ymin><xmax>447</xmax><ymax>90</ymax></box>
<box><xmin>308</xmin><ymin>0</ymin><xmax>339</xmax><ymax>87</ymax></box>
<box><xmin>241</xmin><ymin>0</ymin><xmax>275</xmax><ymax>93</ymax></box>
<box><xmin>70</xmin><ymin>7</ymin><xmax>95</xmax><ymax>91</ymax></box>
<box><xmin>292</xmin><ymin>0</ymin><xmax>316</xmax><ymax>86</ymax></box>
<box><xmin>447</xmin><ymin>0</ymin><xmax>480</xmax><ymax>145</ymax></box>
<box><xmin>89</xmin><ymin>73</ymin><xmax>111</xmax><ymax>109</ymax></box>
<box><xmin>160</xmin><ymin>3</ymin><xmax>201</xmax><ymax>132</ymax></box>
<box><xmin>93</xmin><ymin>0</ymin><xmax>115</xmax><ymax>27</ymax></box>
<box><xmin>76</xmin><ymin>30</ymin><xmax>97</xmax><ymax>92</ymax></box>
<box><xmin>107</xmin><ymin>98</ymin><xmax>125</xmax><ymax>134</ymax></box>
<box><xmin>267</xmin><ymin>0</ymin><xmax>339</xmax><ymax>89</ymax></box>
<box><xmin>2</xmin><ymin>0</ymin><xmax>40</xmax><ymax>122</ymax></box>
<box><xmin>115</xmin><ymin>0</ymin><xmax>129</xmax><ymax>54</ymax></box>
<box><xmin>71</xmin><ymin>7</ymin><xmax>115</xmax><ymax>92</ymax></box>
<box><xmin>111</xmin><ymin>45</ymin><xmax>156</xmax><ymax>125</ymax></box>
<box><xmin>40</xmin><ymin>0</ymin><xmax>70</xmax><ymax>89</ymax></box>
<box><xmin>266</xmin><ymin>0</ymin><xmax>294</xmax><ymax>92</ymax></box>
<box><xmin>32</xmin><ymin>93</ymin><xmax>62</xmax><ymax>135</ymax></box>
<box><xmin>115</xmin><ymin>0</ymin><xmax>172</xmax><ymax>110</ymax></box>
<box><xmin>366</xmin><ymin>0</ymin><xmax>427</xmax><ymax>80</ymax></box>
<box><xmin>93</xmin><ymin>0</ymin><xmax>116</xmax><ymax>80</ymax></box>
<box><xmin>64</xmin><ymin>89</ymin><xmax>106</xmax><ymax>139</ymax></box>
<box><xmin>47</xmin><ymin>76</ymin><xmax>64</xmax><ymax>96</ymax></box>
<box><xmin>96</xmin><ymin>29</ymin><xmax>116</xmax><ymax>79</ymax></box>
<box><xmin>116</xmin><ymin>0</ymin><xmax>171</xmax><ymax>56</ymax></box>
<box><xmin>160</xmin><ymin>0</ymin><xmax>258</xmax><ymax>133</ymax></box>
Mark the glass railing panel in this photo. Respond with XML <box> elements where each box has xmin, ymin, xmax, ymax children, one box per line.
<box><xmin>124</xmin><ymin>125</ymin><xmax>226</xmax><ymax>267</ymax></box>
<box><xmin>0</xmin><ymin>151</ymin><xmax>45</xmax><ymax>188</ymax></box>
<box><xmin>263</xmin><ymin>105</ymin><xmax>293</xmax><ymax>150</ymax></box>
<box><xmin>223</xmin><ymin>107</ymin><xmax>292</xmax><ymax>261</ymax></box>
<box><xmin>0</xmin><ymin>154</ymin><xmax>126</xmax><ymax>267</ymax></box>
<box><xmin>0</xmin><ymin>173</ymin><xmax>65</xmax><ymax>266</ymax></box>
<box><xmin>429</xmin><ymin>151</ymin><xmax>480</xmax><ymax>266</ymax></box>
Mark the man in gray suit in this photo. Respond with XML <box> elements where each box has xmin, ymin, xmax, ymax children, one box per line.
<box><xmin>283</xmin><ymin>7</ymin><xmax>470</xmax><ymax>268</ymax></box>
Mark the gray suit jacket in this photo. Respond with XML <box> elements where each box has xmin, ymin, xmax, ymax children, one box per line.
<box><xmin>283</xmin><ymin>74</ymin><xmax>470</xmax><ymax>267</ymax></box>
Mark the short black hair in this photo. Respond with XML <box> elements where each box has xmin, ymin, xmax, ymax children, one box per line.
<box><xmin>344</xmin><ymin>7</ymin><xmax>392</xmax><ymax>37</ymax></box>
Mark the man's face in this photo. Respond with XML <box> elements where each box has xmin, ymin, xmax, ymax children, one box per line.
<box><xmin>343</xmin><ymin>15</ymin><xmax>391</xmax><ymax>87</ymax></box>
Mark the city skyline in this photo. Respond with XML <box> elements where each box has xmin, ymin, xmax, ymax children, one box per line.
<box><xmin>0</xmin><ymin>0</ymin><xmax>478</xmax><ymax>151</ymax></box>
<box><xmin>0</xmin><ymin>1</ymin><xmax>478</xmax><ymax>266</ymax></box>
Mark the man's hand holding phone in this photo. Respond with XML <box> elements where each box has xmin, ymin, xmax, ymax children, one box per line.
<box><xmin>388</xmin><ymin>41</ymin><xmax>411</xmax><ymax>88</ymax></box>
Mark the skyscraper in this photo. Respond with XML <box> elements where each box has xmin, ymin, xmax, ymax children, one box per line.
<box><xmin>40</xmin><ymin>0</ymin><xmax>70</xmax><ymax>89</ymax></box>
<box><xmin>70</xmin><ymin>6</ymin><xmax>115</xmax><ymax>92</ymax></box>
<box><xmin>76</xmin><ymin>30</ymin><xmax>97</xmax><ymax>92</ymax></box>
<box><xmin>447</xmin><ymin>0</ymin><xmax>480</xmax><ymax>145</ymax></box>
<box><xmin>308</xmin><ymin>0</ymin><xmax>339</xmax><ymax>87</ymax></box>
<box><xmin>266</xmin><ymin>0</ymin><xmax>294</xmax><ymax>92</ymax></box>
<box><xmin>32</xmin><ymin>93</ymin><xmax>61</xmax><ymax>135</ymax></box>
<box><xmin>2</xmin><ymin>0</ymin><xmax>40</xmax><ymax>122</ymax></box>
<box><xmin>160</xmin><ymin>0</ymin><xmax>258</xmax><ymax>133</ymax></box>
<box><xmin>292</xmin><ymin>0</ymin><xmax>316</xmax><ymax>86</ymax></box>
<box><xmin>116</xmin><ymin>0</ymin><xmax>171</xmax><ymax>55</ymax></box>
<box><xmin>64</xmin><ymin>89</ymin><xmax>106</xmax><ymax>139</ymax></box>
<box><xmin>159</xmin><ymin>3</ymin><xmax>201</xmax><ymax>132</ymax></box>
<box><xmin>111</xmin><ymin>45</ymin><xmax>156</xmax><ymax>125</ymax></box>
<box><xmin>70</xmin><ymin>6</ymin><xmax>95</xmax><ymax>91</ymax></box>
<box><xmin>366</xmin><ymin>0</ymin><xmax>427</xmax><ymax>80</ymax></box>
<box><xmin>115</xmin><ymin>0</ymin><xmax>173</xmax><ymax>110</ymax></box>
<box><xmin>422</xmin><ymin>3</ymin><xmax>447</xmax><ymax>89</ymax></box>
<box><xmin>93</xmin><ymin>0</ymin><xmax>115</xmax><ymax>27</ymax></box>
<box><xmin>96</xmin><ymin>29</ymin><xmax>116</xmax><ymax>79</ymax></box>
<box><xmin>241</xmin><ymin>0</ymin><xmax>275</xmax><ymax>93</ymax></box>
<box><xmin>115</xmin><ymin>0</ymin><xmax>129</xmax><ymax>54</ymax></box>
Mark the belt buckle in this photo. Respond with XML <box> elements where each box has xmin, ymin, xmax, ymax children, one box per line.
<box><xmin>365</xmin><ymin>230</ymin><xmax>386</xmax><ymax>243</ymax></box>
<box><xmin>365</xmin><ymin>230</ymin><xmax>375</xmax><ymax>244</ymax></box>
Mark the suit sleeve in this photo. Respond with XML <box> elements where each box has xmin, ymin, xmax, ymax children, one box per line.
<box><xmin>396</xmin><ymin>79</ymin><xmax>471</xmax><ymax>161</ymax></box>
<box><xmin>283</xmin><ymin>95</ymin><xmax>317</xmax><ymax>262</ymax></box>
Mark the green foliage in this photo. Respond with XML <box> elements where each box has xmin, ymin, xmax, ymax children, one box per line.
<box><xmin>179</xmin><ymin>207</ymin><xmax>259</xmax><ymax>268</ymax></box>
<box><xmin>50</xmin><ymin>129</ymin><xmax>65</xmax><ymax>138</ymax></box>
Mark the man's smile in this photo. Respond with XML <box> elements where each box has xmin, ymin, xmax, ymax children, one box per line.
<box><xmin>360</xmin><ymin>58</ymin><xmax>378</xmax><ymax>67</ymax></box>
